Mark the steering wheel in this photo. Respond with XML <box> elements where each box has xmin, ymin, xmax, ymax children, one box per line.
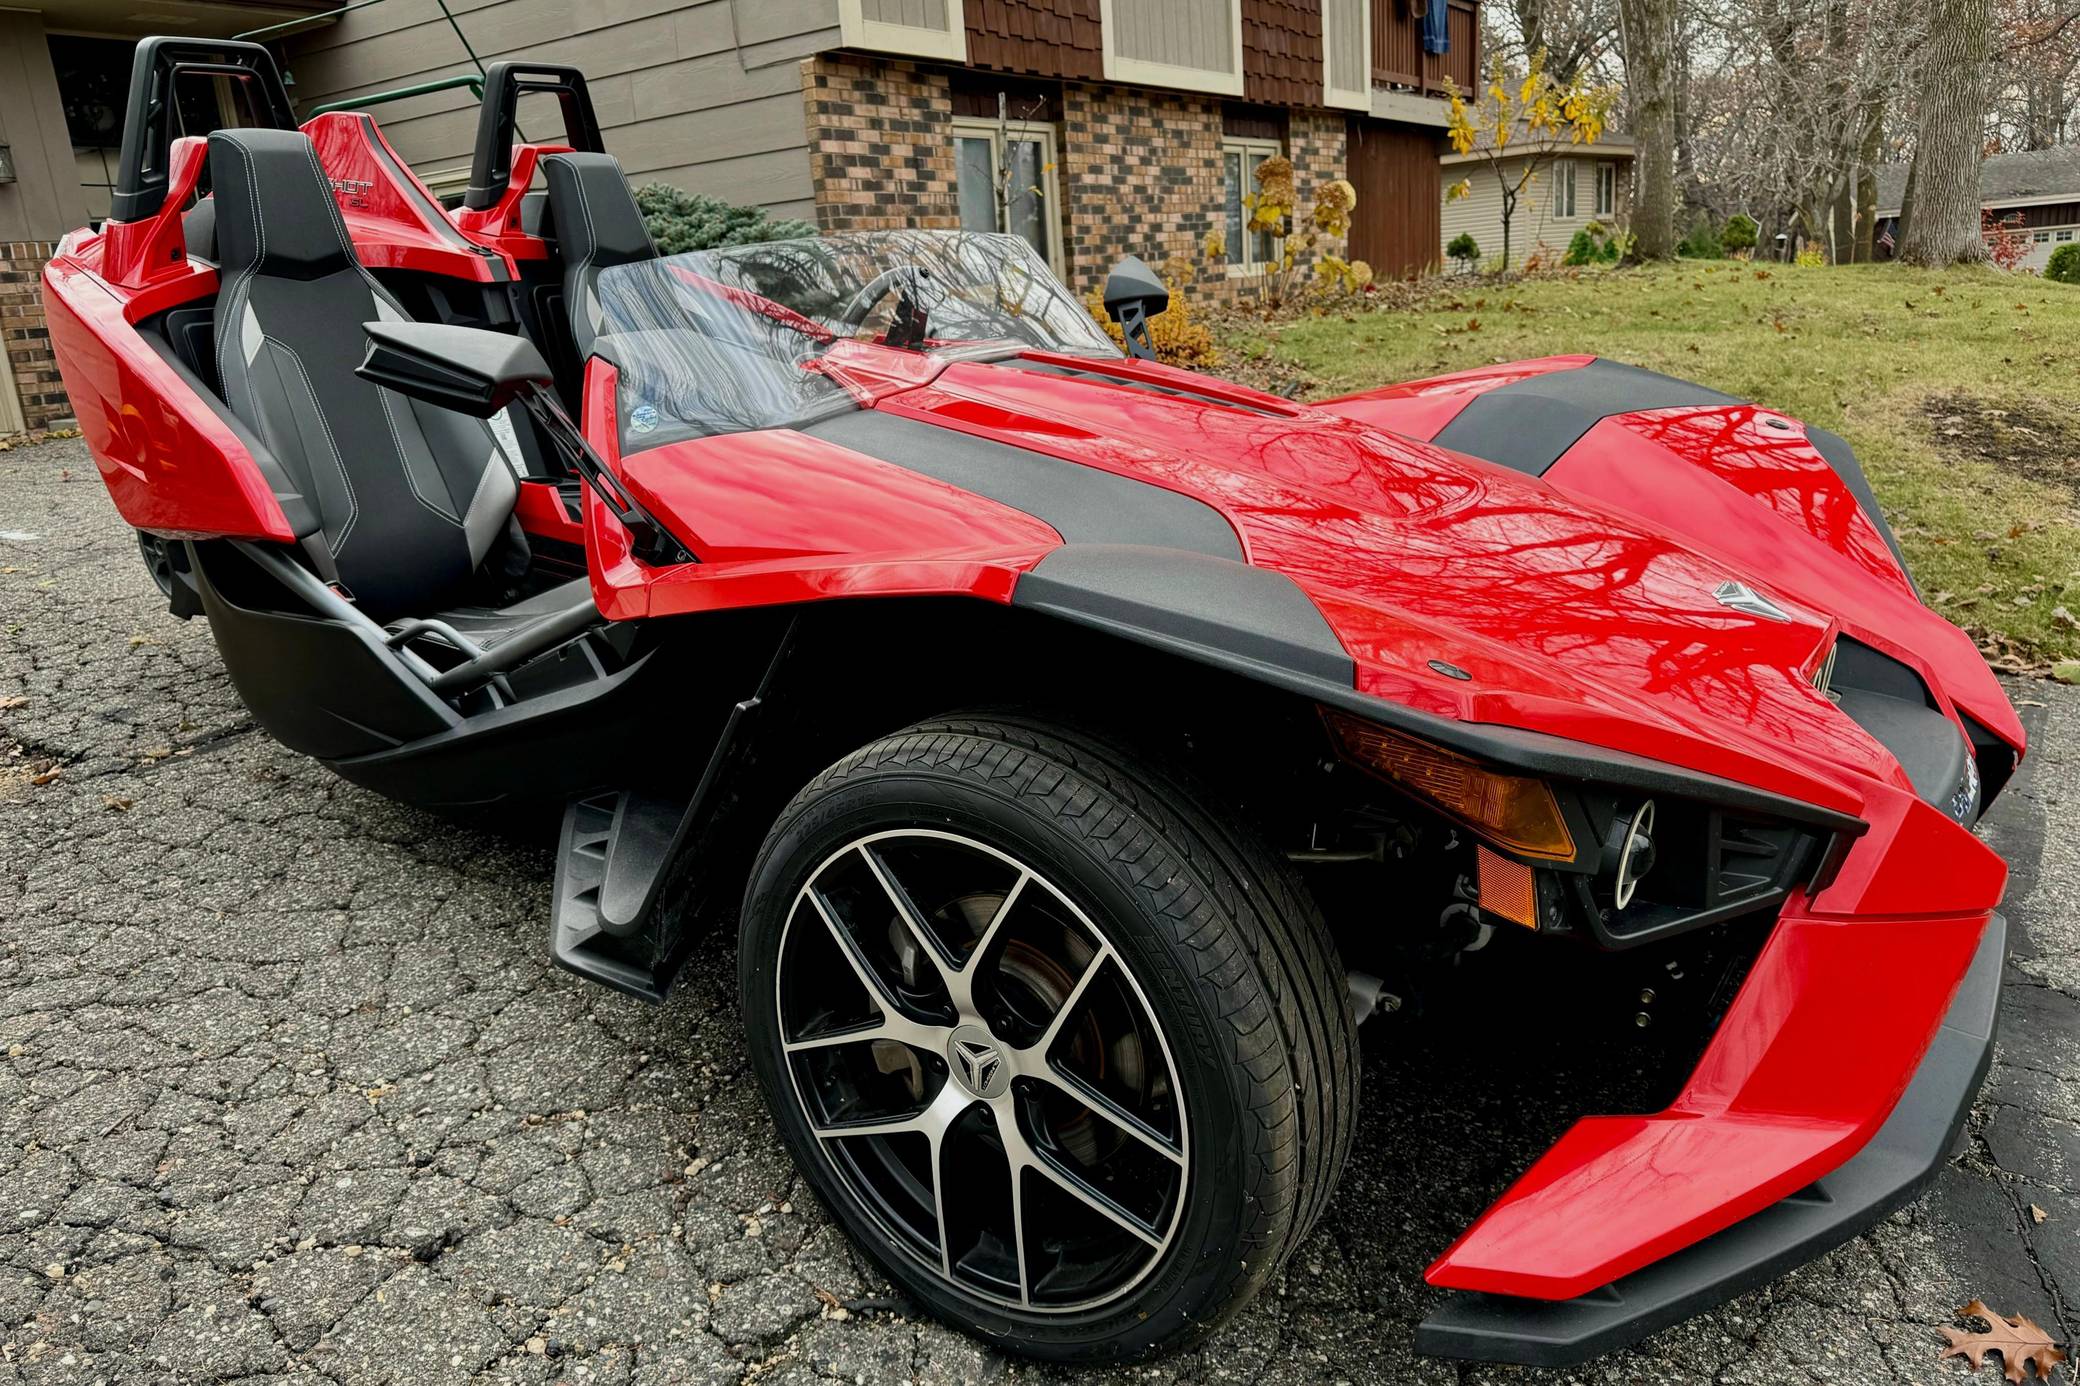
<box><xmin>836</xmin><ymin>264</ymin><xmax>933</xmax><ymax>330</ymax></box>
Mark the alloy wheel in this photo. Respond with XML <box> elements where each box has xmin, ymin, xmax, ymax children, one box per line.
<box><xmin>773</xmin><ymin>828</ymin><xmax>1190</xmax><ymax>1312</ymax></box>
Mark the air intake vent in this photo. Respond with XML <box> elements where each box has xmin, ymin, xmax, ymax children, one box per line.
<box><xmin>999</xmin><ymin>356</ymin><xmax>1296</xmax><ymax>416</ymax></box>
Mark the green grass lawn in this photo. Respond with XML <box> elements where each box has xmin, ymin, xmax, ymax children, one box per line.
<box><xmin>1229</xmin><ymin>262</ymin><xmax>2080</xmax><ymax>669</ymax></box>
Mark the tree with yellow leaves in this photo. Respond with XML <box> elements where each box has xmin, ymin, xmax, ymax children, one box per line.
<box><xmin>1444</xmin><ymin>50</ymin><xmax>1619</xmax><ymax>273</ymax></box>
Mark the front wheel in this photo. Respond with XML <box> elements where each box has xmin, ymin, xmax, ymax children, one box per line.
<box><xmin>739</xmin><ymin>716</ymin><xmax>1356</xmax><ymax>1361</ymax></box>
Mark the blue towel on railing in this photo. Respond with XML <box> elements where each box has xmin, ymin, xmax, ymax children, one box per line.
<box><xmin>1423</xmin><ymin>0</ymin><xmax>1450</xmax><ymax>54</ymax></box>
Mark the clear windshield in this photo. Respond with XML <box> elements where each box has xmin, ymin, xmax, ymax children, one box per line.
<box><xmin>592</xmin><ymin>229</ymin><xmax>1118</xmax><ymax>451</ymax></box>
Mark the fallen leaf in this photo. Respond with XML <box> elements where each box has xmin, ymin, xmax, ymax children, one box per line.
<box><xmin>2032</xmin><ymin>1204</ymin><xmax>2048</xmax><ymax>1224</ymax></box>
<box><xmin>0</xmin><ymin>696</ymin><xmax>24</xmax><ymax>710</ymax></box>
<box><xmin>101</xmin><ymin>796</ymin><xmax>133</xmax><ymax>813</ymax></box>
<box><xmin>1939</xmin><ymin>1299</ymin><xmax>2068</xmax><ymax>1383</ymax></box>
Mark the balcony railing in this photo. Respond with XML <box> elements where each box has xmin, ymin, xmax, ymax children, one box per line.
<box><xmin>1372</xmin><ymin>0</ymin><xmax>1478</xmax><ymax>96</ymax></box>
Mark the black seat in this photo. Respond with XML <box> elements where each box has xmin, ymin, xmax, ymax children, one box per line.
<box><xmin>540</xmin><ymin>152</ymin><xmax>658</xmax><ymax>362</ymax></box>
<box><xmin>210</xmin><ymin>127</ymin><xmax>539</xmax><ymax>624</ymax></box>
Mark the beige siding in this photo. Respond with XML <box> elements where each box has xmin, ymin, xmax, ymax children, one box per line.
<box><xmin>863</xmin><ymin>0</ymin><xmax>949</xmax><ymax>24</ymax></box>
<box><xmin>1113</xmin><ymin>0</ymin><xmax>1235</xmax><ymax>74</ymax></box>
<box><xmin>1323</xmin><ymin>0</ymin><xmax>1367</xmax><ymax>96</ymax></box>
<box><xmin>1441</xmin><ymin>153</ymin><xmax>1629</xmax><ymax>267</ymax></box>
<box><xmin>0</xmin><ymin>12</ymin><xmax>90</xmax><ymax>242</ymax></box>
<box><xmin>283</xmin><ymin>0</ymin><xmax>833</xmax><ymax>216</ymax></box>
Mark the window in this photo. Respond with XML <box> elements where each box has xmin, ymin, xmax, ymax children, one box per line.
<box><xmin>1596</xmin><ymin>163</ymin><xmax>1617</xmax><ymax>217</ymax></box>
<box><xmin>2059</xmin><ymin>229</ymin><xmax>2075</xmax><ymax>242</ymax></box>
<box><xmin>1553</xmin><ymin>160</ymin><xmax>1578</xmax><ymax>219</ymax></box>
<box><xmin>951</xmin><ymin>118</ymin><xmax>1063</xmax><ymax>274</ymax></box>
<box><xmin>2034</xmin><ymin>230</ymin><xmax>2052</xmax><ymax>243</ymax></box>
<box><xmin>1222</xmin><ymin>137</ymin><xmax>1283</xmax><ymax>272</ymax></box>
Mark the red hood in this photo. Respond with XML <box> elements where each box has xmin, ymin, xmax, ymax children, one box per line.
<box><xmin>874</xmin><ymin>354</ymin><xmax>1924</xmax><ymax>813</ymax></box>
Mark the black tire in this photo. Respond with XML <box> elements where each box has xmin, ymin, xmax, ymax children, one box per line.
<box><xmin>739</xmin><ymin>715</ymin><xmax>1357</xmax><ymax>1362</ymax></box>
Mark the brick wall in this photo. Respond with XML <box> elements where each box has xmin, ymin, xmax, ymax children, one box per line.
<box><xmin>0</xmin><ymin>242</ymin><xmax>68</xmax><ymax>433</ymax></box>
<box><xmin>798</xmin><ymin>54</ymin><xmax>1356</xmax><ymax>308</ymax></box>
<box><xmin>1059</xmin><ymin>85</ymin><xmax>1226</xmax><ymax>297</ymax></box>
<box><xmin>1290</xmin><ymin>108</ymin><xmax>1350</xmax><ymax>269</ymax></box>
<box><xmin>802</xmin><ymin>56</ymin><xmax>959</xmax><ymax>233</ymax></box>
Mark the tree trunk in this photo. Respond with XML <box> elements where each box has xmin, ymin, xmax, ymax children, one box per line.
<box><xmin>1618</xmin><ymin>0</ymin><xmax>1679</xmax><ymax>259</ymax></box>
<box><xmin>1853</xmin><ymin>97</ymin><xmax>1883</xmax><ymax>262</ymax></box>
<box><xmin>1898</xmin><ymin>0</ymin><xmax>1993</xmax><ymax>267</ymax></box>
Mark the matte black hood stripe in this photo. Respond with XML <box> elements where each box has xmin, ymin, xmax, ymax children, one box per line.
<box><xmin>801</xmin><ymin>409</ymin><xmax>1244</xmax><ymax>561</ymax></box>
<box><xmin>1432</xmin><ymin>358</ymin><xmax>1739</xmax><ymax>477</ymax></box>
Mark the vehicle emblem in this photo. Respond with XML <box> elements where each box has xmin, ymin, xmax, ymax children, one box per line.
<box><xmin>1712</xmin><ymin>580</ymin><xmax>1791</xmax><ymax>622</ymax></box>
<box><xmin>947</xmin><ymin>1025</ymin><xmax>1009</xmax><ymax>1098</ymax></box>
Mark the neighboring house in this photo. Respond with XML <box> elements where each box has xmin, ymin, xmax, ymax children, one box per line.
<box><xmin>0</xmin><ymin>0</ymin><xmax>1479</xmax><ymax>432</ymax></box>
<box><xmin>1872</xmin><ymin>146</ymin><xmax>2080</xmax><ymax>272</ymax></box>
<box><xmin>1439</xmin><ymin>131</ymin><xmax>1635</xmax><ymax>268</ymax></box>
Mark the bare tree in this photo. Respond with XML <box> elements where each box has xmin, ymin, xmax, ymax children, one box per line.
<box><xmin>1899</xmin><ymin>0</ymin><xmax>1995</xmax><ymax>265</ymax></box>
<box><xmin>1619</xmin><ymin>0</ymin><xmax>1682</xmax><ymax>256</ymax></box>
<box><xmin>1498</xmin><ymin>0</ymin><xmax>1623</xmax><ymax>77</ymax></box>
<box><xmin>1676</xmin><ymin>0</ymin><xmax>1930</xmax><ymax>261</ymax></box>
<box><xmin>1992</xmin><ymin>0</ymin><xmax>2080</xmax><ymax>148</ymax></box>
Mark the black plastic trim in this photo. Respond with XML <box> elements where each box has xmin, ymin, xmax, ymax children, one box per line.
<box><xmin>1014</xmin><ymin>544</ymin><xmax>1351</xmax><ymax>684</ymax></box>
<box><xmin>1431</xmin><ymin>358</ymin><xmax>1739</xmax><ymax>477</ymax></box>
<box><xmin>802</xmin><ymin>411</ymin><xmax>1244</xmax><ymax>561</ymax></box>
<box><xmin>1414</xmin><ymin>910</ymin><xmax>2004</xmax><ymax>1366</ymax></box>
<box><xmin>1012</xmin><ymin>546</ymin><xmax>1865</xmax><ymax>837</ymax></box>
<box><xmin>465</xmin><ymin>62</ymin><xmax>604</xmax><ymax>212</ymax></box>
<box><xmin>112</xmin><ymin>38</ymin><xmax>297</xmax><ymax>223</ymax></box>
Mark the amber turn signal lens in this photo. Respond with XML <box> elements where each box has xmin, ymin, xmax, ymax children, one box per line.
<box><xmin>1476</xmin><ymin>846</ymin><xmax>1540</xmax><ymax>929</ymax></box>
<box><xmin>1321</xmin><ymin>711</ymin><xmax>1577</xmax><ymax>862</ymax></box>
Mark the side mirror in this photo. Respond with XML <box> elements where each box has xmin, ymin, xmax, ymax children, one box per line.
<box><xmin>357</xmin><ymin>321</ymin><xmax>553</xmax><ymax>417</ymax></box>
<box><xmin>1102</xmin><ymin>256</ymin><xmax>1168</xmax><ymax>361</ymax></box>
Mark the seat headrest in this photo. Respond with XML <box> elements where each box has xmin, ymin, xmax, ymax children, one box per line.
<box><xmin>541</xmin><ymin>152</ymin><xmax>656</xmax><ymax>269</ymax></box>
<box><xmin>208</xmin><ymin>128</ymin><xmax>356</xmax><ymax>279</ymax></box>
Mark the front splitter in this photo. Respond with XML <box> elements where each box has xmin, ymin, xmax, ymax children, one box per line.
<box><xmin>1414</xmin><ymin>911</ymin><xmax>2004</xmax><ymax>1366</ymax></box>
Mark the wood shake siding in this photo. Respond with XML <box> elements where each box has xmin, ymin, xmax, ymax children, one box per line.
<box><xmin>282</xmin><ymin>0</ymin><xmax>839</xmax><ymax>219</ymax></box>
<box><xmin>965</xmin><ymin>0</ymin><xmax>1104</xmax><ymax>79</ymax></box>
<box><xmin>1241</xmin><ymin>0</ymin><xmax>1324</xmax><ymax>107</ymax></box>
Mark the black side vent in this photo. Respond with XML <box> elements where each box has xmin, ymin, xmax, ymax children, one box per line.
<box><xmin>1710</xmin><ymin>814</ymin><xmax>1813</xmax><ymax>907</ymax></box>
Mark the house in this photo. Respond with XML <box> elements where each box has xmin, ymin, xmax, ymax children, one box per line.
<box><xmin>0</xmin><ymin>0</ymin><xmax>1478</xmax><ymax>433</ymax></box>
<box><xmin>1439</xmin><ymin>131</ymin><xmax>1635</xmax><ymax>269</ymax></box>
<box><xmin>278</xmin><ymin>0</ymin><xmax>1478</xmax><ymax>294</ymax></box>
<box><xmin>0</xmin><ymin>0</ymin><xmax>339</xmax><ymax>434</ymax></box>
<box><xmin>1873</xmin><ymin>146</ymin><xmax>2080</xmax><ymax>272</ymax></box>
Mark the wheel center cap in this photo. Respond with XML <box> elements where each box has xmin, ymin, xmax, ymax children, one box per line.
<box><xmin>947</xmin><ymin>1023</ymin><xmax>1010</xmax><ymax>1098</ymax></box>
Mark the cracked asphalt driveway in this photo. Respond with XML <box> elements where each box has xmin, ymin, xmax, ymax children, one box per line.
<box><xmin>3</xmin><ymin>434</ymin><xmax>2079</xmax><ymax>1386</ymax></box>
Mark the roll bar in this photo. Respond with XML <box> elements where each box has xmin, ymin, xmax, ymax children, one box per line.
<box><xmin>111</xmin><ymin>37</ymin><xmax>298</xmax><ymax>223</ymax></box>
<box><xmin>463</xmin><ymin>61</ymin><xmax>605</xmax><ymax>212</ymax></box>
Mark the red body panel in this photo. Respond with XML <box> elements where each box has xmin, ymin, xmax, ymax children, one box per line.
<box><xmin>1426</xmin><ymin>783</ymin><xmax>2002</xmax><ymax>1297</ymax></box>
<box><xmin>303</xmin><ymin>113</ymin><xmax>517</xmax><ymax>281</ymax></box>
<box><xmin>577</xmin><ymin>359</ymin><xmax>1059</xmax><ymax>619</ymax></box>
<box><xmin>44</xmin><ymin>253</ymin><xmax>293</xmax><ymax>542</ymax></box>
<box><xmin>1314</xmin><ymin>354</ymin><xmax>1595</xmax><ymax>438</ymax></box>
